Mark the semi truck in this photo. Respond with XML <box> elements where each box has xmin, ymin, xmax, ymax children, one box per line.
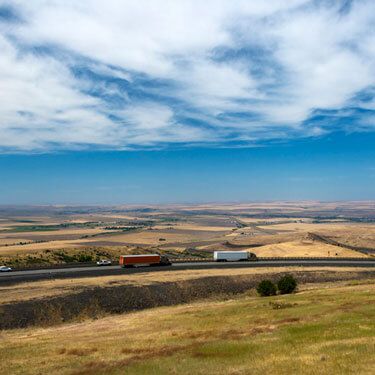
<box><xmin>119</xmin><ymin>254</ymin><xmax>171</xmax><ymax>268</ymax></box>
<box><xmin>214</xmin><ymin>251</ymin><xmax>257</xmax><ymax>262</ymax></box>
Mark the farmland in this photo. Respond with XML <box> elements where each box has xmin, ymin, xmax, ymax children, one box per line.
<box><xmin>0</xmin><ymin>202</ymin><xmax>374</xmax><ymax>267</ymax></box>
<box><xmin>1</xmin><ymin>202</ymin><xmax>374</xmax><ymax>374</ymax></box>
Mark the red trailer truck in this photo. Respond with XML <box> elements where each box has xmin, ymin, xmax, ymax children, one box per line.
<box><xmin>119</xmin><ymin>254</ymin><xmax>171</xmax><ymax>268</ymax></box>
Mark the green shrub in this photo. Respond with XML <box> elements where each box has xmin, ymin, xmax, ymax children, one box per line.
<box><xmin>277</xmin><ymin>274</ymin><xmax>297</xmax><ymax>294</ymax></box>
<box><xmin>257</xmin><ymin>280</ymin><xmax>277</xmax><ymax>297</ymax></box>
<box><xmin>77</xmin><ymin>254</ymin><xmax>93</xmax><ymax>262</ymax></box>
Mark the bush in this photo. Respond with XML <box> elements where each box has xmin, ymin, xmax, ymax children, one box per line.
<box><xmin>257</xmin><ymin>280</ymin><xmax>277</xmax><ymax>297</ymax></box>
<box><xmin>277</xmin><ymin>274</ymin><xmax>297</xmax><ymax>294</ymax></box>
<box><xmin>77</xmin><ymin>254</ymin><xmax>93</xmax><ymax>262</ymax></box>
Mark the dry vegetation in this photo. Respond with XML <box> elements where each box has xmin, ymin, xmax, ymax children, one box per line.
<box><xmin>2</xmin><ymin>266</ymin><xmax>372</xmax><ymax>305</ymax></box>
<box><xmin>0</xmin><ymin>279</ymin><xmax>374</xmax><ymax>374</ymax></box>
<box><xmin>1</xmin><ymin>202</ymin><xmax>374</xmax><ymax>267</ymax></box>
<box><xmin>1</xmin><ymin>203</ymin><xmax>374</xmax><ymax>374</ymax></box>
<box><xmin>1</xmin><ymin>267</ymin><xmax>374</xmax><ymax>331</ymax></box>
<box><xmin>244</xmin><ymin>240</ymin><xmax>368</xmax><ymax>258</ymax></box>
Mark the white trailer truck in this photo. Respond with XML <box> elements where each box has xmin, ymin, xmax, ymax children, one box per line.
<box><xmin>213</xmin><ymin>251</ymin><xmax>256</xmax><ymax>262</ymax></box>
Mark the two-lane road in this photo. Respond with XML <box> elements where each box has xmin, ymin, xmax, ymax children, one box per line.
<box><xmin>1</xmin><ymin>259</ymin><xmax>374</xmax><ymax>285</ymax></box>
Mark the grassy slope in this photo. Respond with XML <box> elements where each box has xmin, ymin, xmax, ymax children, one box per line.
<box><xmin>0</xmin><ymin>280</ymin><xmax>374</xmax><ymax>375</ymax></box>
<box><xmin>1</xmin><ymin>267</ymin><xmax>373</xmax><ymax>305</ymax></box>
<box><xmin>248</xmin><ymin>240</ymin><xmax>368</xmax><ymax>258</ymax></box>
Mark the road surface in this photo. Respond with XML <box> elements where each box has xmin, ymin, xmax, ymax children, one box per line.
<box><xmin>1</xmin><ymin>259</ymin><xmax>374</xmax><ymax>284</ymax></box>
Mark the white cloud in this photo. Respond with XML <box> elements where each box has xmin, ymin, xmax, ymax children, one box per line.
<box><xmin>0</xmin><ymin>0</ymin><xmax>374</xmax><ymax>151</ymax></box>
<box><xmin>0</xmin><ymin>34</ymin><xmax>118</xmax><ymax>150</ymax></box>
<box><xmin>120</xmin><ymin>103</ymin><xmax>174</xmax><ymax>130</ymax></box>
<box><xmin>175</xmin><ymin>59</ymin><xmax>259</xmax><ymax>115</ymax></box>
<box><xmin>261</xmin><ymin>2</ymin><xmax>375</xmax><ymax>124</ymax></box>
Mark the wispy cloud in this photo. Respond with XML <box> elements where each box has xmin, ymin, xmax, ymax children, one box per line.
<box><xmin>0</xmin><ymin>0</ymin><xmax>374</xmax><ymax>151</ymax></box>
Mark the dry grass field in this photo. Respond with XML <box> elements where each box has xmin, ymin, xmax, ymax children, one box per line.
<box><xmin>243</xmin><ymin>241</ymin><xmax>368</xmax><ymax>258</ymax></box>
<box><xmin>0</xmin><ymin>202</ymin><xmax>374</xmax><ymax>267</ymax></box>
<box><xmin>80</xmin><ymin>228</ymin><xmax>226</xmax><ymax>246</ymax></box>
<box><xmin>2</xmin><ymin>266</ymin><xmax>372</xmax><ymax>305</ymax></box>
<box><xmin>1</xmin><ymin>202</ymin><xmax>373</xmax><ymax>373</ymax></box>
<box><xmin>256</xmin><ymin>222</ymin><xmax>353</xmax><ymax>232</ymax></box>
<box><xmin>1</xmin><ymin>278</ymin><xmax>374</xmax><ymax>375</ymax></box>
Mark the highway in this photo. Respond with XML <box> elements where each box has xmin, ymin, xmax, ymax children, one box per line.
<box><xmin>1</xmin><ymin>259</ymin><xmax>374</xmax><ymax>284</ymax></box>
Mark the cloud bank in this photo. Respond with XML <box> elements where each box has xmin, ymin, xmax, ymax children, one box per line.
<box><xmin>0</xmin><ymin>0</ymin><xmax>374</xmax><ymax>151</ymax></box>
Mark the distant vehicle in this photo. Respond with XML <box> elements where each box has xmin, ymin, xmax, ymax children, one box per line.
<box><xmin>119</xmin><ymin>254</ymin><xmax>171</xmax><ymax>268</ymax></box>
<box><xmin>214</xmin><ymin>251</ymin><xmax>257</xmax><ymax>262</ymax></box>
<box><xmin>96</xmin><ymin>259</ymin><xmax>112</xmax><ymax>266</ymax></box>
<box><xmin>0</xmin><ymin>266</ymin><xmax>12</xmax><ymax>272</ymax></box>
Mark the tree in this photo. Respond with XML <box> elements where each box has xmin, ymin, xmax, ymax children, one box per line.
<box><xmin>277</xmin><ymin>274</ymin><xmax>297</xmax><ymax>294</ymax></box>
<box><xmin>257</xmin><ymin>280</ymin><xmax>277</xmax><ymax>297</ymax></box>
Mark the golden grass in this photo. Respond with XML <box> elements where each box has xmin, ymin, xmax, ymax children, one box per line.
<box><xmin>3</xmin><ymin>228</ymin><xmax>109</xmax><ymax>237</ymax></box>
<box><xmin>0</xmin><ymin>240</ymin><xmax>82</xmax><ymax>255</ymax></box>
<box><xmin>1</xmin><ymin>267</ymin><xmax>373</xmax><ymax>305</ymax></box>
<box><xmin>0</xmin><ymin>238</ymin><xmax>30</xmax><ymax>245</ymax></box>
<box><xmin>1</xmin><ymin>212</ymin><xmax>374</xmax><ymax>263</ymax></box>
<box><xmin>250</xmin><ymin>240</ymin><xmax>368</xmax><ymax>258</ymax></box>
<box><xmin>237</xmin><ymin>217</ymin><xmax>309</xmax><ymax>224</ymax></box>
<box><xmin>172</xmin><ymin>223</ymin><xmax>233</xmax><ymax>231</ymax></box>
<box><xmin>257</xmin><ymin>222</ymin><xmax>368</xmax><ymax>232</ymax></box>
<box><xmin>0</xmin><ymin>280</ymin><xmax>374</xmax><ymax>375</ymax></box>
<box><xmin>0</xmin><ymin>229</ymin><xmax>111</xmax><ymax>250</ymax></box>
<box><xmin>80</xmin><ymin>230</ymin><xmax>223</xmax><ymax>246</ymax></box>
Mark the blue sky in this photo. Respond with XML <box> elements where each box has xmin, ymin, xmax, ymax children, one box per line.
<box><xmin>0</xmin><ymin>1</ymin><xmax>374</xmax><ymax>203</ymax></box>
<box><xmin>1</xmin><ymin>131</ymin><xmax>375</xmax><ymax>204</ymax></box>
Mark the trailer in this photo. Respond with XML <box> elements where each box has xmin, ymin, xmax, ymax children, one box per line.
<box><xmin>214</xmin><ymin>251</ymin><xmax>256</xmax><ymax>262</ymax></box>
<box><xmin>119</xmin><ymin>254</ymin><xmax>171</xmax><ymax>268</ymax></box>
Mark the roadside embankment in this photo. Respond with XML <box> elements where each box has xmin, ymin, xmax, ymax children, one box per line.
<box><xmin>1</xmin><ymin>269</ymin><xmax>373</xmax><ymax>330</ymax></box>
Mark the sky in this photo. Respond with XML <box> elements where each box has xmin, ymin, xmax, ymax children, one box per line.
<box><xmin>0</xmin><ymin>0</ymin><xmax>374</xmax><ymax>204</ymax></box>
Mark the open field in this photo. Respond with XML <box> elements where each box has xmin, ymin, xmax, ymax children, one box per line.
<box><xmin>1</xmin><ymin>267</ymin><xmax>374</xmax><ymax>330</ymax></box>
<box><xmin>0</xmin><ymin>202</ymin><xmax>374</xmax><ymax>267</ymax></box>
<box><xmin>243</xmin><ymin>240</ymin><xmax>368</xmax><ymax>258</ymax></box>
<box><xmin>2</xmin><ymin>266</ymin><xmax>373</xmax><ymax>305</ymax></box>
<box><xmin>1</xmin><ymin>278</ymin><xmax>374</xmax><ymax>374</ymax></box>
